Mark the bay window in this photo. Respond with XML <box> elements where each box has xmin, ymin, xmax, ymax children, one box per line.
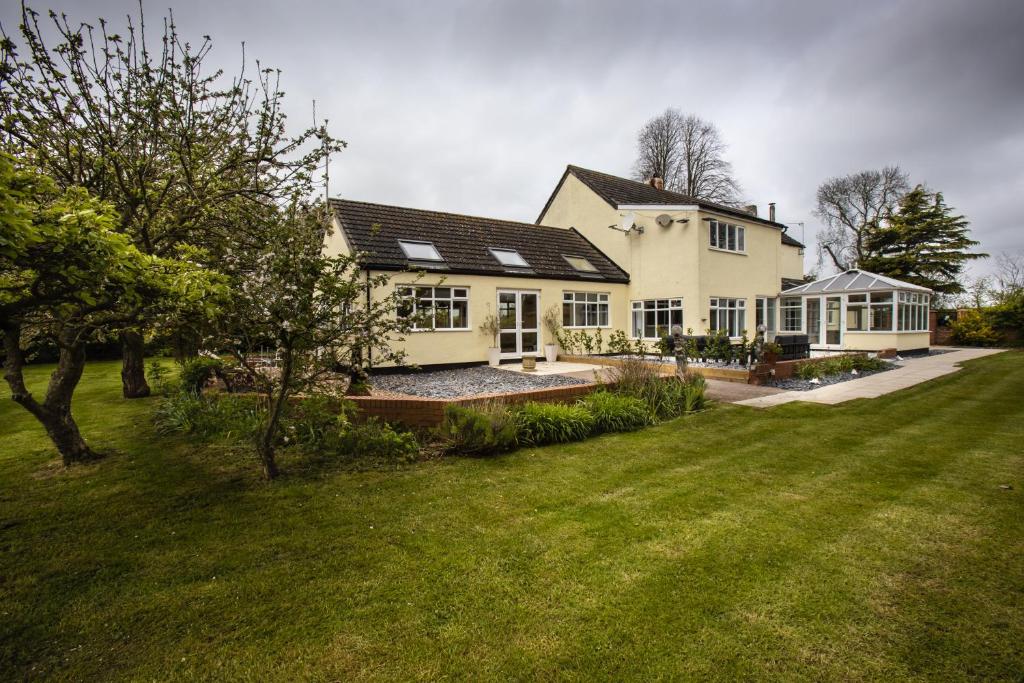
<box><xmin>631</xmin><ymin>298</ymin><xmax>683</xmax><ymax>339</ymax></box>
<box><xmin>709</xmin><ymin>297</ymin><xmax>746</xmax><ymax>337</ymax></box>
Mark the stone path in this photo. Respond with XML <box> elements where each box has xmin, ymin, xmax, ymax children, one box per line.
<box><xmin>734</xmin><ymin>347</ymin><xmax>1005</xmax><ymax>408</ymax></box>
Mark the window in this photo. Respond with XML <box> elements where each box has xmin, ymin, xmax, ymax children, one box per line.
<box><xmin>397</xmin><ymin>286</ymin><xmax>469</xmax><ymax>330</ymax></box>
<box><xmin>869</xmin><ymin>292</ymin><xmax>893</xmax><ymax>331</ymax></box>
<box><xmin>780</xmin><ymin>297</ymin><xmax>802</xmax><ymax>332</ymax></box>
<box><xmin>489</xmin><ymin>248</ymin><xmax>530</xmax><ymax>268</ymax></box>
<box><xmin>631</xmin><ymin>298</ymin><xmax>683</xmax><ymax>339</ymax></box>
<box><xmin>898</xmin><ymin>292</ymin><xmax>930</xmax><ymax>331</ymax></box>
<box><xmin>708</xmin><ymin>220</ymin><xmax>746</xmax><ymax>253</ymax></box>
<box><xmin>563</xmin><ymin>291</ymin><xmax>609</xmax><ymax>328</ymax></box>
<box><xmin>709</xmin><ymin>297</ymin><xmax>747</xmax><ymax>337</ymax></box>
<box><xmin>755</xmin><ymin>297</ymin><xmax>777</xmax><ymax>334</ymax></box>
<box><xmin>397</xmin><ymin>240</ymin><xmax>443</xmax><ymax>262</ymax></box>
<box><xmin>846</xmin><ymin>294</ymin><xmax>868</xmax><ymax>331</ymax></box>
<box><xmin>562</xmin><ymin>255</ymin><xmax>599</xmax><ymax>273</ymax></box>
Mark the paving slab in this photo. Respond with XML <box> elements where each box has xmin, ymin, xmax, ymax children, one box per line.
<box><xmin>735</xmin><ymin>347</ymin><xmax>1005</xmax><ymax>408</ymax></box>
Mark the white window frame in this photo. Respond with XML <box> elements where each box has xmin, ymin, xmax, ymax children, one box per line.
<box><xmin>398</xmin><ymin>285</ymin><xmax>470</xmax><ymax>331</ymax></box>
<box><xmin>780</xmin><ymin>296</ymin><xmax>803</xmax><ymax>333</ymax></box>
<box><xmin>897</xmin><ymin>291</ymin><xmax>930</xmax><ymax>332</ymax></box>
<box><xmin>709</xmin><ymin>297</ymin><xmax>747</xmax><ymax>338</ymax></box>
<box><xmin>562</xmin><ymin>291</ymin><xmax>610</xmax><ymax>328</ymax></box>
<box><xmin>489</xmin><ymin>248</ymin><xmax>530</xmax><ymax>268</ymax></box>
<box><xmin>397</xmin><ymin>239</ymin><xmax>443</xmax><ymax>262</ymax></box>
<box><xmin>708</xmin><ymin>219</ymin><xmax>746</xmax><ymax>254</ymax></box>
<box><xmin>755</xmin><ymin>296</ymin><xmax>777</xmax><ymax>335</ymax></box>
<box><xmin>631</xmin><ymin>298</ymin><xmax>683</xmax><ymax>339</ymax></box>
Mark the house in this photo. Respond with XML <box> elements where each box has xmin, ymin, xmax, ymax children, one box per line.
<box><xmin>325</xmin><ymin>198</ymin><xmax>630</xmax><ymax>366</ymax></box>
<box><xmin>324</xmin><ymin>165</ymin><xmax>928</xmax><ymax>367</ymax></box>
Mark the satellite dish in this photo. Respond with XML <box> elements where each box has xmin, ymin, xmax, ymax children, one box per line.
<box><xmin>620</xmin><ymin>212</ymin><xmax>635</xmax><ymax>232</ymax></box>
<box><xmin>656</xmin><ymin>213</ymin><xmax>673</xmax><ymax>228</ymax></box>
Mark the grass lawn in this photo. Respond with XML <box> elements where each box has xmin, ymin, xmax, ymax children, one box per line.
<box><xmin>1</xmin><ymin>353</ymin><xmax>1022</xmax><ymax>680</ymax></box>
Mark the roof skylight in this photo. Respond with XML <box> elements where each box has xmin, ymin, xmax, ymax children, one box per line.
<box><xmin>398</xmin><ymin>240</ymin><xmax>443</xmax><ymax>262</ymax></box>
<box><xmin>562</xmin><ymin>255</ymin><xmax>599</xmax><ymax>273</ymax></box>
<box><xmin>489</xmin><ymin>248</ymin><xmax>530</xmax><ymax>268</ymax></box>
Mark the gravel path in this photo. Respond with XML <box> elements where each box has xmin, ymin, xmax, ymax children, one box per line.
<box><xmin>769</xmin><ymin>364</ymin><xmax>897</xmax><ymax>391</ymax></box>
<box><xmin>370</xmin><ymin>366</ymin><xmax>589</xmax><ymax>399</ymax></box>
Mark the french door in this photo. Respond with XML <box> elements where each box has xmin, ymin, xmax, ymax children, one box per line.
<box><xmin>497</xmin><ymin>290</ymin><xmax>540</xmax><ymax>359</ymax></box>
<box><xmin>806</xmin><ymin>295</ymin><xmax>843</xmax><ymax>349</ymax></box>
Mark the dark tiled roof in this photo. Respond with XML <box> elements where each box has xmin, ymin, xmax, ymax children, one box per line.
<box><xmin>538</xmin><ymin>165</ymin><xmax>806</xmax><ymax>249</ymax></box>
<box><xmin>330</xmin><ymin>198</ymin><xmax>630</xmax><ymax>283</ymax></box>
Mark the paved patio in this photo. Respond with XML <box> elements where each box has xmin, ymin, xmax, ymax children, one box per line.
<box><xmin>734</xmin><ymin>347</ymin><xmax>1005</xmax><ymax>408</ymax></box>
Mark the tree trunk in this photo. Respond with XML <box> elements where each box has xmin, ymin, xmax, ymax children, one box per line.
<box><xmin>3</xmin><ymin>322</ymin><xmax>100</xmax><ymax>465</ymax></box>
<box><xmin>120</xmin><ymin>329</ymin><xmax>151</xmax><ymax>398</ymax></box>
<box><xmin>256</xmin><ymin>346</ymin><xmax>293</xmax><ymax>481</ymax></box>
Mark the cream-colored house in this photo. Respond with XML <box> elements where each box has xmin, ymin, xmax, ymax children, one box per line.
<box><xmin>324</xmin><ymin>165</ymin><xmax>929</xmax><ymax>367</ymax></box>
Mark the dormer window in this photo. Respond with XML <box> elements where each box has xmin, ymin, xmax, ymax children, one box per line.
<box><xmin>562</xmin><ymin>255</ymin><xmax>598</xmax><ymax>273</ymax></box>
<box><xmin>398</xmin><ymin>239</ymin><xmax>443</xmax><ymax>262</ymax></box>
<box><xmin>489</xmin><ymin>248</ymin><xmax>530</xmax><ymax>268</ymax></box>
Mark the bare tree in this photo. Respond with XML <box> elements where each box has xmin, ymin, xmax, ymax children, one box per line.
<box><xmin>814</xmin><ymin>166</ymin><xmax>909</xmax><ymax>271</ymax></box>
<box><xmin>632</xmin><ymin>109</ymin><xmax>742</xmax><ymax>204</ymax></box>
<box><xmin>993</xmin><ymin>251</ymin><xmax>1024</xmax><ymax>297</ymax></box>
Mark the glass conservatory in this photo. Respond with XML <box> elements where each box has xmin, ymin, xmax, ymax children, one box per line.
<box><xmin>779</xmin><ymin>269</ymin><xmax>932</xmax><ymax>353</ymax></box>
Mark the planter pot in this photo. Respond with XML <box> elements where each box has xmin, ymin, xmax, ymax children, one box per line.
<box><xmin>544</xmin><ymin>344</ymin><xmax>558</xmax><ymax>362</ymax></box>
<box><xmin>522</xmin><ymin>356</ymin><xmax>537</xmax><ymax>372</ymax></box>
<box><xmin>487</xmin><ymin>347</ymin><xmax>501</xmax><ymax>367</ymax></box>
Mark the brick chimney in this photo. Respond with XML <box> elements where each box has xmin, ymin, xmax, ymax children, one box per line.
<box><xmin>744</xmin><ymin>204</ymin><xmax>758</xmax><ymax>216</ymax></box>
<box><xmin>648</xmin><ymin>176</ymin><xmax>664</xmax><ymax>190</ymax></box>
<box><xmin>768</xmin><ymin>202</ymin><xmax>776</xmax><ymax>222</ymax></box>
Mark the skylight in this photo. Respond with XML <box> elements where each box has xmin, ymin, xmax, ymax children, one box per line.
<box><xmin>398</xmin><ymin>240</ymin><xmax>443</xmax><ymax>262</ymax></box>
<box><xmin>562</xmin><ymin>255</ymin><xmax>599</xmax><ymax>273</ymax></box>
<box><xmin>489</xmin><ymin>248</ymin><xmax>530</xmax><ymax>268</ymax></box>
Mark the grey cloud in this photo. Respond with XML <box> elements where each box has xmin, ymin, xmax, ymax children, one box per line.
<box><xmin>3</xmin><ymin>0</ymin><xmax>1022</xmax><ymax>274</ymax></box>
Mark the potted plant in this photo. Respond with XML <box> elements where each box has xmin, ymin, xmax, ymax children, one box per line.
<box><xmin>480</xmin><ymin>313</ymin><xmax>502</xmax><ymax>367</ymax></box>
<box><xmin>760</xmin><ymin>341</ymin><xmax>783</xmax><ymax>366</ymax></box>
<box><xmin>542</xmin><ymin>305</ymin><xmax>562</xmax><ymax>362</ymax></box>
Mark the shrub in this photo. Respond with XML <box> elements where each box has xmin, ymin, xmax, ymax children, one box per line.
<box><xmin>154</xmin><ymin>392</ymin><xmax>263</xmax><ymax>440</ymax></box>
<box><xmin>179</xmin><ymin>356</ymin><xmax>225</xmax><ymax>394</ymax></box>
<box><xmin>147</xmin><ymin>360</ymin><xmax>180</xmax><ymax>396</ymax></box>
<box><xmin>282</xmin><ymin>395</ymin><xmax>357</xmax><ymax>449</ymax></box>
<box><xmin>794</xmin><ymin>354</ymin><xmax>890</xmax><ymax>380</ymax></box>
<box><xmin>331</xmin><ymin>418</ymin><xmax>419</xmax><ymax>461</ymax></box>
<box><xmin>607</xmin><ymin>330</ymin><xmax>632</xmax><ymax>355</ymax></box>
<box><xmin>438</xmin><ymin>402</ymin><xmax>519</xmax><ymax>455</ymax></box>
<box><xmin>680</xmin><ymin>371</ymin><xmax>707</xmax><ymax>413</ymax></box>
<box><xmin>609</xmin><ymin>358</ymin><xmax>701</xmax><ymax>419</ymax></box>
<box><xmin>579</xmin><ymin>391</ymin><xmax>653</xmax><ymax>433</ymax></box>
<box><xmin>951</xmin><ymin>309</ymin><xmax>1002</xmax><ymax>346</ymax></box>
<box><xmin>514</xmin><ymin>401</ymin><xmax>594</xmax><ymax>446</ymax></box>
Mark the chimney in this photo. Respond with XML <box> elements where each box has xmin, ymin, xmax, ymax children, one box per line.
<box><xmin>744</xmin><ymin>204</ymin><xmax>758</xmax><ymax>217</ymax></box>
<box><xmin>768</xmin><ymin>202</ymin><xmax>776</xmax><ymax>222</ymax></box>
<box><xmin>648</xmin><ymin>176</ymin><xmax>664</xmax><ymax>191</ymax></box>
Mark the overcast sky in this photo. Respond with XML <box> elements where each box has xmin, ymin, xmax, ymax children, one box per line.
<box><xmin>4</xmin><ymin>0</ymin><xmax>1023</xmax><ymax>277</ymax></box>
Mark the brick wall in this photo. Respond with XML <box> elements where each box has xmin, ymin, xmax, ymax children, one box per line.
<box><xmin>348</xmin><ymin>382</ymin><xmax>605</xmax><ymax>427</ymax></box>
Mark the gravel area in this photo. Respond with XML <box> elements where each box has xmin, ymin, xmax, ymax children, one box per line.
<box><xmin>370</xmin><ymin>366</ymin><xmax>589</xmax><ymax>399</ymax></box>
<box><xmin>769</xmin><ymin>363</ymin><xmax>898</xmax><ymax>391</ymax></box>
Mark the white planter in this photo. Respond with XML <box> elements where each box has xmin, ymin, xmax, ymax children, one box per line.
<box><xmin>544</xmin><ymin>344</ymin><xmax>558</xmax><ymax>362</ymax></box>
<box><xmin>487</xmin><ymin>347</ymin><xmax>501</xmax><ymax>367</ymax></box>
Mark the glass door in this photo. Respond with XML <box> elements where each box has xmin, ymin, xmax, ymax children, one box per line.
<box><xmin>824</xmin><ymin>296</ymin><xmax>842</xmax><ymax>347</ymax></box>
<box><xmin>806</xmin><ymin>297</ymin><xmax>821</xmax><ymax>345</ymax></box>
<box><xmin>497</xmin><ymin>290</ymin><xmax>540</xmax><ymax>358</ymax></box>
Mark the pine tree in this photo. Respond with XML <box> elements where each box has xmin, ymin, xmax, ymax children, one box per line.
<box><xmin>860</xmin><ymin>185</ymin><xmax>986</xmax><ymax>294</ymax></box>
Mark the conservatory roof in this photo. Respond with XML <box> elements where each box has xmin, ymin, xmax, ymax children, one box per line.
<box><xmin>782</xmin><ymin>269</ymin><xmax>932</xmax><ymax>295</ymax></box>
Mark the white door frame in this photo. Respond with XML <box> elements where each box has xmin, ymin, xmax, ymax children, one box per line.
<box><xmin>496</xmin><ymin>289</ymin><xmax>541</xmax><ymax>359</ymax></box>
<box><xmin>808</xmin><ymin>294</ymin><xmax>844</xmax><ymax>350</ymax></box>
